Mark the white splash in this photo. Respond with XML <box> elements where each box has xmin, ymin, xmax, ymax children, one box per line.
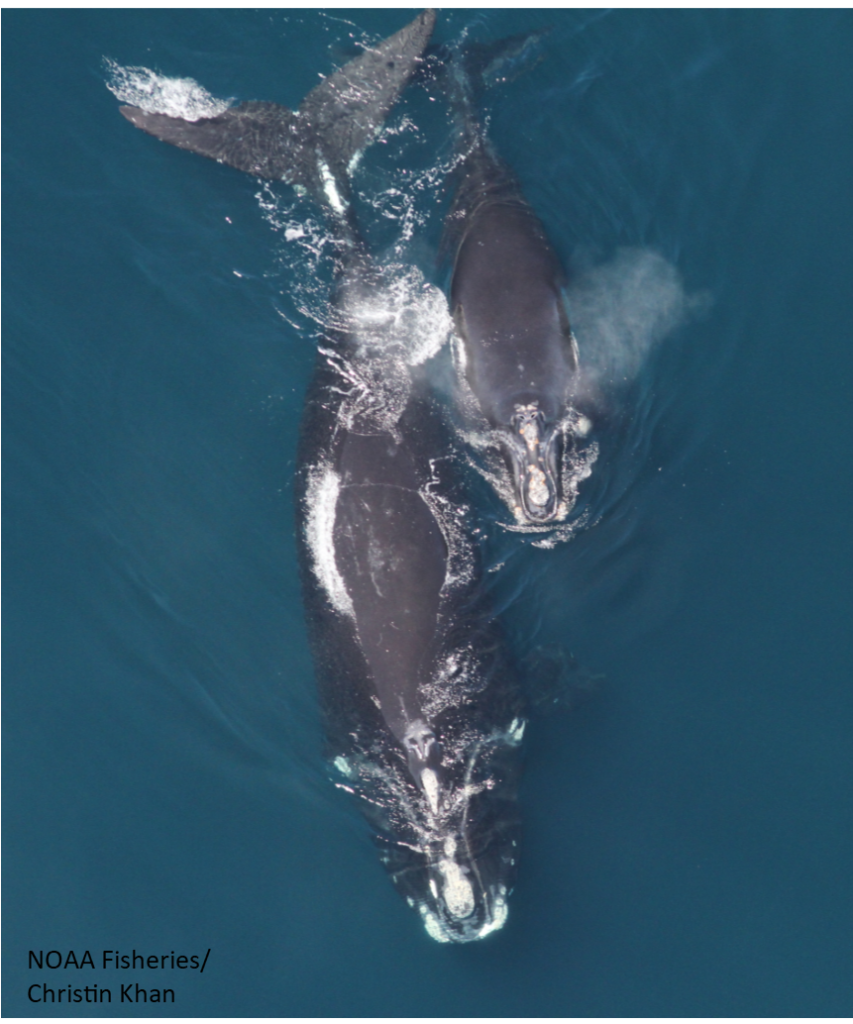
<box><xmin>303</xmin><ymin>463</ymin><xmax>354</xmax><ymax>617</ymax></box>
<box><xmin>399</xmin><ymin>274</ymin><xmax>454</xmax><ymax>368</ymax></box>
<box><xmin>342</xmin><ymin>266</ymin><xmax>453</xmax><ymax>368</ymax></box>
<box><xmin>104</xmin><ymin>57</ymin><xmax>233</xmax><ymax>121</ymax></box>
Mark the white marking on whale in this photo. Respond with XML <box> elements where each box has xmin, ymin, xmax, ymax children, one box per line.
<box><xmin>304</xmin><ymin>463</ymin><xmax>354</xmax><ymax>617</ymax></box>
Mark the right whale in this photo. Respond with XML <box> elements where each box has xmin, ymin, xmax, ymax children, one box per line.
<box><xmin>114</xmin><ymin>9</ymin><xmax>525</xmax><ymax>943</ymax></box>
<box><xmin>442</xmin><ymin>46</ymin><xmax>593</xmax><ymax>527</ymax></box>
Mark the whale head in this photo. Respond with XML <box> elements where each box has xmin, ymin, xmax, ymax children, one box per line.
<box><xmin>416</xmin><ymin>831</ymin><xmax>515</xmax><ymax>943</ymax></box>
<box><xmin>380</xmin><ymin>799</ymin><xmax>519</xmax><ymax>942</ymax></box>
<box><xmin>376</xmin><ymin>717</ymin><xmax>524</xmax><ymax>943</ymax></box>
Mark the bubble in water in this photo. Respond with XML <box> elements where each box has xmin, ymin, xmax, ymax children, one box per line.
<box><xmin>567</xmin><ymin>247</ymin><xmax>710</xmax><ymax>385</ymax></box>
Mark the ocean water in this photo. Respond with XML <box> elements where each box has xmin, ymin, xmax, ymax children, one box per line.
<box><xmin>4</xmin><ymin>8</ymin><xmax>853</xmax><ymax>1017</ymax></box>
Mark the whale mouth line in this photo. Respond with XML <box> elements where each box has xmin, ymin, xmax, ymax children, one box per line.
<box><xmin>503</xmin><ymin>406</ymin><xmax>560</xmax><ymax>523</ymax></box>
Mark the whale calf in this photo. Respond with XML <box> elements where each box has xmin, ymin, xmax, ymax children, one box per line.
<box><xmin>442</xmin><ymin>49</ymin><xmax>593</xmax><ymax>527</ymax></box>
<box><xmin>116</xmin><ymin>10</ymin><xmax>526</xmax><ymax>942</ymax></box>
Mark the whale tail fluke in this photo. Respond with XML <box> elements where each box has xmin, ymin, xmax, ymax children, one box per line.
<box><xmin>119</xmin><ymin>9</ymin><xmax>436</xmax><ymax>215</ymax></box>
<box><xmin>120</xmin><ymin>101</ymin><xmax>298</xmax><ymax>178</ymax></box>
<box><xmin>296</xmin><ymin>8</ymin><xmax>436</xmax><ymax>183</ymax></box>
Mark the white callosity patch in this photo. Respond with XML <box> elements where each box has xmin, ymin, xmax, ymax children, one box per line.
<box><xmin>437</xmin><ymin>836</ymin><xmax>476</xmax><ymax>920</ymax></box>
<box><xmin>420</xmin><ymin>904</ymin><xmax>453</xmax><ymax>943</ymax></box>
<box><xmin>103</xmin><ymin>58</ymin><xmax>234</xmax><ymax>121</ymax></box>
<box><xmin>506</xmin><ymin>718</ymin><xmax>526</xmax><ymax>744</ymax></box>
<box><xmin>436</xmin><ymin>865</ymin><xmax>475</xmax><ymax>920</ymax></box>
<box><xmin>421</xmin><ymin>768</ymin><xmax>440</xmax><ymax>815</ymax></box>
<box><xmin>519</xmin><ymin>419</ymin><xmax>540</xmax><ymax>453</ymax></box>
<box><xmin>474</xmin><ymin>887</ymin><xmax>509</xmax><ymax>938</ymax></box>
<box><xmin>526</xmin><ymin>465</ymin><xmax>550</xmax><ymax>507</ymax></box>
<box><xmin>419</xmin><ymin>884</ymin><xmax>509</xmax><ymax>943</ymax></box>
<box><xmin>450</xmin><ymin>330</ymin><xmax>599</xmax><ymax>539</ymax></box>
<box><xmin>340</xmin><ymin>721</ymin><xmax>518</xmax><ymax>943</ymax></box>
<box><xmin>303</xmin><ymin>463</ymin><xmax>354</xmax><ymax>617</ymax></box>
<box><xmin>454</xmin><ymin>406</ymin><xmax>598</xmax><ymax>540</ymax></box>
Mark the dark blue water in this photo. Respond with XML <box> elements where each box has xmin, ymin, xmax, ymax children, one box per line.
<box><xmin>4</xmin><ymin>8</ymin><xmax>853</xmax><ymax>1016</ymax></box>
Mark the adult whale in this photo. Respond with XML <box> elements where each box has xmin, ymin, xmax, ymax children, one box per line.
<box><xmin>442</xmin><ymin>47</ymin><xmax>592</xmax><ymax>527</ymax></box>
<box><xmin>116</xmin><ymin>10</ymin><xmax>525</xmax><ymax>942</ymax></box>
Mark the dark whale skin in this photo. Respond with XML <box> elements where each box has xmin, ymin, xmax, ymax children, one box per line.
<box><xmin>445</xmin><ymin>125</ymin><xmax>587</xmax><ymax>527</ymax></box>
<box><xmin>295</xmin><ymin>314</ymin><xmax>526</xmax><ymax>942</ymax></box>
<box><xmin>116</xmin><ymin>8</ymin><xmax>527</xmax><ymax>942</ymax></box>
